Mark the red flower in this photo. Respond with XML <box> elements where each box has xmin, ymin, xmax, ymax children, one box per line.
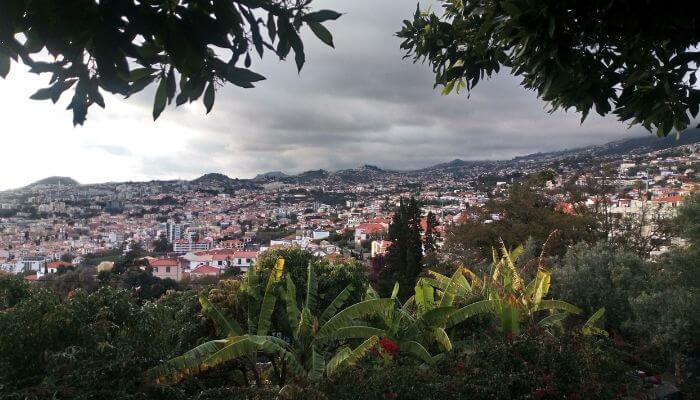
<box><xmin>379</xmin><ymin>337</ymin><xmax>398</xmax><ymax>356</ymax></box>
<box><xmin>613</xmin><ymin>333</ymin><xmax>625</xmax><ymax>348</ymax></box>
<box><xmin>540</xmin><ymin>373</ymin><xmax>553</xmax><ymax>386</ymax></box>
<box><xmin>455</xmin><ymin>361</ymin><xmax>465</xmax><ymax>372</ymax></box>
<box><xmin>68</xmin><ymin>290</ymin><xmax>77</xmax><ymax>299</ymax></box>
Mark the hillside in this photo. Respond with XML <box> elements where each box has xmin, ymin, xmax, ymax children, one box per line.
<box><xmin>28</xmin><ymin>176</ymin><xmax>79</xmax><ymax>187</ymax></box>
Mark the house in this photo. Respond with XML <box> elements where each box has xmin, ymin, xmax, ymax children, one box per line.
<box><xmin>190</xmin><ymin>264</ymin><xmax>220</xmax><ymax>279</ymax></box>
<box><xmin>37</xmin><ymin>261</ymin><xmax>72</xmax><ymax>279</ymax></box>
<box><xmin>354</xmin><ymin>223</ymin><xmax>387</xmax><ymax>244</ymax></box>
<box><xmin>231</xmin><ymin>251</ymin><xmax>258</xmax><ymax>272</ymax></box>
<box><xmin>371</xmin><ymin>240</ymin><xmax>392</xmax><ymax>258</ymax></box>
<box><xmin>149</xmin><ymin>258</ymin><xmax>184</xmax><ymax>281</ymax></box>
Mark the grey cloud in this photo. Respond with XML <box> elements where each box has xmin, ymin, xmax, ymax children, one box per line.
<box><xmin>126</xmin><ymin>0</ymin><xmax>650</xmax><ymax>180</ymax></box>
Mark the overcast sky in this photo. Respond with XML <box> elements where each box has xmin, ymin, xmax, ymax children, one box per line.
<box><xmin>0</xmin><ymin>0</ymin><xmax>650</xmax><ymax>190</ymax></box>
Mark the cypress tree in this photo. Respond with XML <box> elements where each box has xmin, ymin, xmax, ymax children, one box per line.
<box><xmin>378</xmin><ymin>197</ymin><xmax>424</xmax><ymax>299</ymax></box>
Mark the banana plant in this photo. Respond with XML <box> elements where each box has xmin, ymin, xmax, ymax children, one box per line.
<box><xmin>146</xmin><ymin>258</ymin><xmax>292</xmax><ymax>385</ymax></box>
<box><xmin>279</xmin><ymin>262</ymin><xmax>391</xmax><ymax>382</ymax></box>
<box><xmin>147</xmin><ymin>259</ymin><xmax>391</xmax><ymax>393</ymax></box>
<box><xmin>333</xmin><ymin>268</ymin><xmax>473</xmax><ymax>366</ymax></box>
<box><xmin>444</xmin><ymin>243</ymin><xmax>582</xmax><ymax>337</ymax></box>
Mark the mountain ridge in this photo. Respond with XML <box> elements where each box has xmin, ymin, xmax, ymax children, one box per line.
<box><xmin>14</xmin><ymin>129</ymin><xmax>700</xmax><ymax>190</ymax></box>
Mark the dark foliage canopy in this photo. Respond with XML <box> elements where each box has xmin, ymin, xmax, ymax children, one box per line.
<box><xmin>398</xmin><ymin>1</ymin><xmax>700</xmax><ymax>136</ymax></box>
<box><xmin>0</xmin><ymin>0</ymin><xmax>339</xmax><ymax>125</ymax></box>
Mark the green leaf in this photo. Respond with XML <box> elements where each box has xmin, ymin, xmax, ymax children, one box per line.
<box><xmin>537</xmin><ymin>312</ymin><xmax>568</xmax><ymax>327</ymax></box>
<box><xmin>153</xmin><ymin>78</ymin><xmax>167</xmax><ymax>120</ymax></box>
<box><xmin>433</xmin><ymin>327</ymin><xmax>452</xmax><ymax>352</ymax></box>
<box><xmin>446</xmin><ymin>299</ymin><xmax>493</xmax><ymax>328</ymax></box>
<box><xmin>199</xmin><ymin>295</ymin><xmax>242</xmax><ymax>337</ymax></box>
<box><xmin>0</xmin><ymin>53</ymin><xmax>10</xmax><ymax>79</ymax></box>
<box><xmin>129</xmin><ymin>68</ymin><xmax>156</xmax><ymax>82</ymax></box>
<box><xmin>305</xmin><ymin>262</ymin><xmax>318</xmax><ymax>311</ymax></box>
<box><xmin>165</xmin><ymin>68</ymin><xmax>176</xmax><ymax>104</ymax></box>
<box><xmin>203</xmin><ymin>82</ymin><xmax>215</xmax><ymax>114</ymax></box>
<box><xmin>303</xmin><ymin>10</ymin><xmax>342</xmax><ymax>23</ymax></box>
<box><xmin>582</xmin><ymin>307</ymin><xmax>608</xmax><ymax>336</ymax></box>
<box><xmin>257</xmin><ymin>258</ymin><xmax>284</xmax><ymax>335</ymax></box>
<box><xmin>267</xmin><ymin>13</ymin><xmax>277</xmax><ymax>41</ymax></box>
<box><xmin>285</xmin><ymin>275</ymin><xmax>300</xmax><ymax>336</ymax></box>
<box><xmin>400</xmin><ymin>341</ymin><xmax>435</xmax><ymax>364</ymax></box>
<box><xmin>308</xmin><ymin>346</ymin><xmax>325</xmax><ymax>381</ymax></box>
<box><xmin>328</xmin><ymin>326</ymin><xmax>385</xmax><ymax>341</ymax></box>
<box><xmin>308</xmin><ymin>22</ymin><xmax>334</xmax><ymax>48</ymax></box>
<box><xmin>319</xmin><ymin>284</ymin><xmax>353</xmax><ymax>325</ymax></box>
<box><xmin>316</xmin><ymin>299</ymin><xmax>392</xmax><ymax>341</ymax></box>
<box><xmin>224</xmin><ymin>66</ymin><xmax>266</xmax><ymax>88</ymax></box>
<box><xmin>146</xmin><ymin>339</ymin><xmax>228</xmax><ymax>383</ymax></box>
<box><xmin>534</xmin><ymin>299</ymin><xmax>582</xmax><ymax>314</ymax></box>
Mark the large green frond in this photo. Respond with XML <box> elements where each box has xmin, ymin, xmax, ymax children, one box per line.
<box><xmin>537</xmin><ymin>312</ymin><xmax>569</xmax><ymax>327</ymax></box>
<box><xmin>414</xmin><ymin>281</ymin><xmax>435</xmax><ymax>316</ymax></box>
<box><xmin>446</xmin><ymin>299</ymin><xmax>494</xmax><ymax>328</ymax></box>
<box><xmin>308</xmin><ymin>345</ymin><xmax>325</xmax><ymax>382</ymax></box>
<box><xmin>284</xmin><ymin>275</ymin><xmax>300</xmax><ymax>337</ymax></box>
<box><xmin>305</xmin><ymin>261</ymin><xmax>318</xmax><ymax>311</ymax></box>
<box><xmin>316</xmin><ymin>298</ymin><xmax>392</xmax><ymax>342</ymax></box>
<box><xmin>390</xmin><ymin>282</ymin><xmax>400</xmax><ymax>300</ymax></box>
<box><xmin>319</xmin><ymin>284</ymin><xmax>354</xmax><ymax>326</ymax></box>
<box><xmin>534</xmin><ymin>299</ymin><xmax>582</xmax><ymax>314</ymax></box>
<box><xmin>326</xmin><ymin>336</ymin><xmax>379</xmax><ymax>376</ymax></box>
<box><xmin>417</xmin><ymin>306</ymin><xmax>456</xmax><ymax>327</ymax></box>
<box><xmin>433</xmin><ymin>327</ymin><xmax>452</xmax><ymax>352</ymax></box>
<box><xmin>326</xmin><ymin>347</ymin><xmax>351</xmax><ymax>376</ymax></box>
<box><xmin>439</xmin><ymin>268</ymin><xmax>470</xmax><ymax>307</ymax></box>
<box><xmin>201</xmin><ymin>336</ymin><xmax>259</xmax><ymax>370</ymax></box>
<box><xmin>582</xmin><ymin>307</ymin><xmax>608</xmax><ymax>336</ymax></box>
<box><xmin>329</xmin><ymin>326</ymin><xmax>386</xmax><ymax>341</ymax></box>
<box><xmin>257</xmin><ymin>258</ymin><xmax>285</xmax><ymax>336</ymax></box>
<box><xmin>364</xmin><ymin>285</ymin><xmax>379</xmax><ymax>300</ymax></box>
<box><xmin>199</xmin><ymin>295</ymin><xmax>242</xmax><ymax>337</ymax></box>
<box><xmin>400</xmin><ymin>340</ymin><xmax>435</xmax><ymax>365</ymax></box>
<box><xmin>146</xmin><ymin>339</ymin><xmax>227</xmax><ymax>384</ymax></box>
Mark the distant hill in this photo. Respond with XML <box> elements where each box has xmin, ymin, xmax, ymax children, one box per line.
<box><xmin>254</xmin><ymin>171</ymin><xmax>288</xmax><ymax>180</ymax></box>
<box><xmin>191</xmin><ymin>173</ymin><xmax>234</xmax><ymax>184</ymax></box>
<box><xmin>294</xmin><ymin>169</ymin><xmax>329</xmax><ymax>181</ymax></box>
<box><xmin>512</xmin><ymin>128</ymin><xmax>700</xmax><ymax>162</ymax></box>
<box><xmin>29</xmin><ymin>176</ymin><xmax>79</xmax><ymax>187</ymax></box>
<box><xmin>420</xmin><ymin>158</ymin><xmax>482</xmax><ymax>172</ymax></box>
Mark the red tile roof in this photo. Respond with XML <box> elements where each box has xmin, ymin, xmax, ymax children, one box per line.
<box><xmin>149</xmin><ymin>258</ymin><xmax>179</xmax><ymax>267</ymax></box>
<box><xmin>191</xmin><ymin>265</ymin><xmax>220</xmax><ymax>275</ymax></box>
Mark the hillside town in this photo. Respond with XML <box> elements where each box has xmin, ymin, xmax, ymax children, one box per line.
<box><xmin>1</xmin><ymin>135</ymin><xmax>699</xmax><ymax>282</ymax></box>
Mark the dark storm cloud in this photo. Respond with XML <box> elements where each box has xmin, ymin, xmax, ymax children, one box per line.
<box><xmin>133</xmin><ymin>0</ymin><xmax>647</xmax><ymax>179</ymax></box>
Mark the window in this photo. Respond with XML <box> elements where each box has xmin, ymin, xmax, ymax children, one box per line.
<box><xmin>166</xmin><ymin>267</ymin><xmax>171</xmax><ymax>273</ymax></box>
<box><xmin>154</xmin><ymin>267</ymin><xmax>158</xmax><ymax>273</ymax></box>
<box><xmin>246</xmin><ymin>258</ymin><xmax>251</xmax><ymax>263</ymax></box>
<box><xmin>238</xmin><ymin>259</ymin><xmax>242</xmax><ymax>264</ymax></box>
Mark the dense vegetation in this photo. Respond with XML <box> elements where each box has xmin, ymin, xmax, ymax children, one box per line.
<box><xmin>1</xmin><ymin>194</ymin><xmax>698</xmax><ymax>399</ymax></box>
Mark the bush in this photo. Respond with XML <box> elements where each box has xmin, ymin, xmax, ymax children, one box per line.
<box><xmin>552</xmin><ymin>242</ymin><xmax>650</xmax><ymax>332</ymax></box>
<box><xmin>0</xmin><ymin>287</ymin><xmax>211</xmax><ymax>400</ymax></box>
<box><xmin>324</xmin><ymin>332</ymin><xmax>638</xmax><ymax>400</ymax></box>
